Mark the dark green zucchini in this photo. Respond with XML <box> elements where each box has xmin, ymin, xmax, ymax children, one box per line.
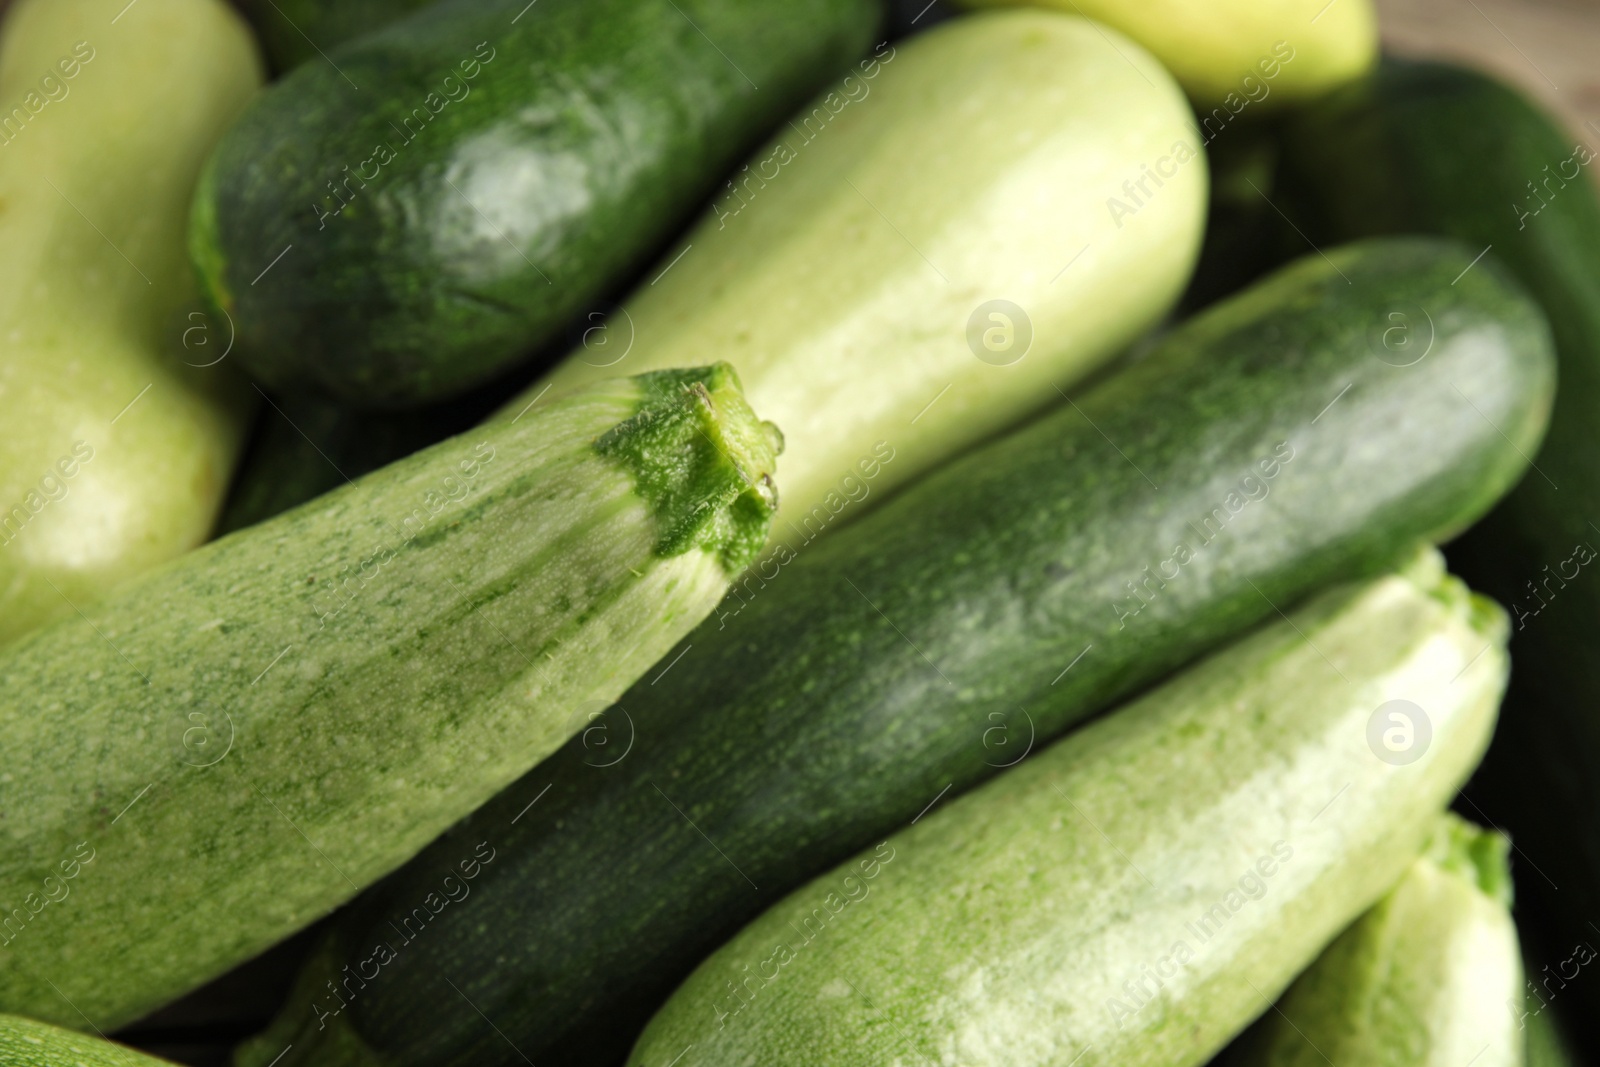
<box><xmin>1273</xmin><ymin>59</ymin><xmax>1600</xmax><ymax>1056</ymax></box>
<box><xmin>215</xmin><ymin>397</ymin><xmax>458</xmax><ymax>535</ymax></box>
<box><xmin>237</xmin><ymin>238</ymin><xmax>1553</xmax><ymax>1067</ymax></box>
<box><xmin>235</xmin><ymin>0</ymin><xmax>432</xmax><ymax>74</ymax></box>
<box><xmin>191</xmin><ymin>0</ymin><xmax>882</xmax><ymax>406</ymax></box>
<box><xmin>215</xmin><ymin>368</ymin><xmax>529</xmax><ymax>535</ymax></box>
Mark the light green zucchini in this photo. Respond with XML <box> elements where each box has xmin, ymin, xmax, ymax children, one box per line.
<box><xmin>949</xmin><ymin>0</ymin><xmax>1376</xmax><ymax>111</ymax></box>
<box><xmin>1222</xmin><ymin>814</ymin><xmax>1523</xmax><ymax>1067</ymax></box>
<box><xmin>508</xmin><ymin>9</ymin><xmax>1206</xmax><ymax>534</ymax></box>
<box><xmin>627</xmin><ymin>548</ymin><xmax>1507</xmax><ymax>1067</ymax></box>
<box><xmin>0</xmin><ymin>0</ymin><xmax>261</xmax><ymax>646</ymax></box>
<box><xmin>0</xmin><ymin>1013</ymin><xmax>177</xmax><ymax>1067</ymax></box>
<box><xmin>0</xmin><ymin>364</ymin><xmax>779</xmax><ymax>1030</ymax></box>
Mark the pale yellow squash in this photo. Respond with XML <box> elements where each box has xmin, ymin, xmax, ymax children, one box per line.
<box><xmin>0</xmin><ymin>0</ymin><xmax>261</xmax><ymax>644</ymax></box>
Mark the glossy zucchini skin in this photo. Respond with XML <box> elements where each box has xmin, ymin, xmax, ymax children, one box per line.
<box><xmin>628</xmin><ymin>555</ymin><xmax>1509</xmax><ymax>1066</ymax></box>
<box><xmin>0</xmin><ymin>366</ymin><xmax>779</xmax><ymax>1031</ymax></box>
<box><xmin>0</xmin><ymin>1014</ymin><xmax>179</xmax><ymax>1067</ymax></box>
<box><xmin>191</xmin><ymin>0</ymin><xmax>882</xmax><ymax>406</ymax></box>
<box><xmin>239</xmin><ymin>238</ymin><xmax>1553</xmax><ymax>1067</ymax></box>
<box><xmin>1221</xmin><ymin>815</ymin><xmax>1524</xmax><ymax>1067</ymax></box>
<box><xmin>1273</xmin><ymin>60</ymin><xmax>1600</xmax><ymax>1054</ymax></box>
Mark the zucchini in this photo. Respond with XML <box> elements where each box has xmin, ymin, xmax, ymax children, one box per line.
<box><xmin>0</xmin><ymin>364</ymin><xmax>780</xmax><ymax>1030</ymax></box>
<box><xmin>0</xmin><ymin>0</ymin><xmax>260</xmax><ymax>645</ymax></box>
<box><xmin>1272</xmin><ymin>59</ymin><xmax>1600</xmax><ymax>1048</ymax></box>
<box><xmin>949</xmin><ymin>0</ymin><xmax>1375</xmax><ymax>111</ymax></box>
<box><xmin>1220</xmin><ymin>814</ymin><xmax>1523</xmax><ymax>1067</ymax></box>
<box><xmin>235</xmin><ymin>0</ymin><xmax>431</xmax><ymax>73</ymax></box>
<box><xmin>627</xmin><ymin>551</ymin><xmax>1509</xmax><ymax>1066</ymax></box>
<box><xmin>0</xmin><ymin>1014</ymin><xmax>178</xmax><ymax>1067</ymax></box>
<box><xmin>190</xmin><ymin>0</ymin><xmax>882</xmax><ymax>406</ymax></box>
<box><xmin>239</xmin><ymin>237</ymin><xmax>1553</xmax><ymax>1067</ymax></box>
<box><xmin>504</xmin><ymin>9</ymin><xmax>1207</xmax><ymax>532</ymax></box>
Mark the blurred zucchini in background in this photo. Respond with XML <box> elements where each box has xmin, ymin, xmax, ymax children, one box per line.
<box><xmin>628</xmin><ymin>551</ymin><xmax>1509</xmax><ymax>1066</ymax></box>
<box><xmin>1175</xmin><ymin>126</ymin><xmax>1296</xmax><ymax>316</ymax></box>
<box><xmin>0</xmin><ymin>1013</ymin><xmax>180</xmax><ymax>1067</ymax></box>
<box><xmin>948</xmin><ymin>0</ymin><xmax>1376</xmax><ymax>111</ymax></box>
<box><xmin>0</xmin><ymin>0</ymin><xmax>261</xmax><ymax>646</ymax></box>
<box><xmin>214</xmin><ymin>396</ymin><xmax>464</xmax><ymax>536</ymax></box>
<box><xmin>1220</xmin><ymin>815</ymin><xmax>1523</xmax><ymax>1067</ymax></box>
<box><xmin>1273</xmin><ymin>59</ymin><xmax>1600</xmax><ymax>1055</ymax></box>
<box><xmin>190</xmin><ymin>0</ymin><xmax>883</xmax><ymax>406</ymax></box>
<box><xmin>240</xmin><ymin>238</ymin><xmax>1553</xmax><ymax>1067</ymax></box>
<box><xmin>1525</xmin><ymin>966</ymin><xmax>1582</xmax><ymax>1067</ymax></box>
<box><xmin>512</xmin><ymin>9</ymin><xmax>1207</xmax><ymax>536</ymax></box>
<box><xmin>215</xmin><ymin>374</ymin><xmax>521</xmax><ymax>535</ymax></box>
<box><xmin>0</xmin><ymin>365</ymin><xmax>780</xmax><ymax>1030</ymax></box>
<box><xmin>235</xmin><ymin>0</ymin><xmax>433</xmax><ymax>73</ymax></box>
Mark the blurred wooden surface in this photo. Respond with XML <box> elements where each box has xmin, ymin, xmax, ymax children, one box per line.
<box><xmin>1377</xmin><ymin>0</ymin><xmax>1600</xmax><ymax>143</ymax></box>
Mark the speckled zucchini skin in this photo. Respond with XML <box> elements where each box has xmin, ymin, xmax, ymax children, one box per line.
<box><xmin>238</xmin><ymin>238</ymin><xmax>1552</xmax><ymax>1067</ymax></box>
<box><xmin>191</xmin><ymin>0</ymin><xmax>882</xmax><ymax>406</ymax></box>
<box><xmin>0</xmin><ymin>1014</ymin><xmax>179</xmax><ymax>1067</ymax></box>
<box><xmin>628</xmin><ymin>553</ymin><xmax>1509</xmax><ymax>1066</ymax></box>
<box><xmin>1273</xmin><ymin>61</ymin><xmax>1600</xmax><ymax>1055</ymax></box>
<box><xmin>0</xmin><ymin>366</ymin><xmax>779</xmax><ymax>1031</ymax></box>
<box><xmin>1221</xmin><ymin>815</ymin><xmax>1524</xmax><ymax>1067</ymax></box>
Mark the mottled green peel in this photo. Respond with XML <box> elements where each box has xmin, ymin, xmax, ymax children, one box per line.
<box><xmin>1274</xmin><ymin>62</ymin><xmax>1600</xmax><ymax>1035</ymax></box>
<box><xmin>0</xmin><ymin>369</ymin><xmax>776</xmax><ymax>1030</ymax></box>
<box><xmin>1223</xmin><ymin>814</ymin><xmax>1523</xmax><ymax>1067</ymax></box>
<box><xmin>237</xmin><ymin>238</ymin><xmax>1554</xmax><ymax>1067</ymax></box>
<box><xmin>0</xmin><ymin>1014</ymin><xmax>177</xmax><ymax>1067</ymax></box>
<box><xmin>627</xmin><ymin>553</ymin><xmax>1509</xmax><ymax>1067</ymax></box>
<box><xmin>595</xmin><ymin>363</ymin><xmax>781</xmax><ymax>574</ymax></box>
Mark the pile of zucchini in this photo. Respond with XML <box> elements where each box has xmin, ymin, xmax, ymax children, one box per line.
<box><xmin>0</xmin><ymin>0</ymin><xmax>1593</xmax><ymax>1065</ymax></box>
